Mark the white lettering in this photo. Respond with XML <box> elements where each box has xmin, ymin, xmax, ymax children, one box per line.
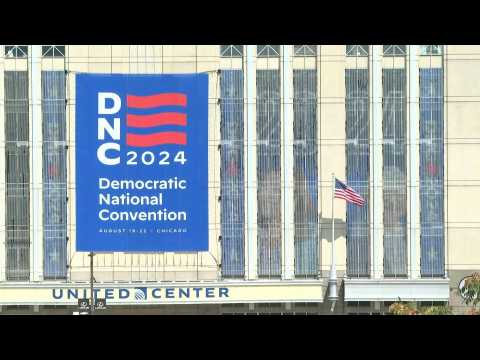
<box><xmin>98</xmin><ymin>118</ymin><xmax>120</xmax><ymax>140</ymax></box>
<box><xmin>97</xmin><ymin>143</ymin><xmax>120</xmax><ymax>165</ymax></box>
<box><xmin>98</xmin><ymin>92</ymin><xmax>121</xmax><ymax>115</ymax></box>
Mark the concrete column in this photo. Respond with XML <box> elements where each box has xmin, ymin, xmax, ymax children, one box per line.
<box><xmin>282</xmin><ymin>45</ymin><xmax>295</xmax><ymax>279</ymax></box>
<box><xmin>371</xmin><ymin>45</ymin><xmax>383</xmax><ymax>279</ymax></box>
<box><xmin>245</xmin><ymin>45</ymin><xmax>257</xmax><ymax>280</ymax></box>
<box><xmin>408</xmin><ymin>45</ymin><xmax>420</xmax><ymax>279</ymax></box>
<box><xmin>30</xmin><ymin>45</ymin><xmax>43</xmax><ymax>281</ymax></box>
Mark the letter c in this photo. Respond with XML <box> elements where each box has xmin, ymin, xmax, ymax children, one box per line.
<box><xmin>97</xmin><ymin>143</ymin><xmax>120</xmax><ymax>165</ymax></box>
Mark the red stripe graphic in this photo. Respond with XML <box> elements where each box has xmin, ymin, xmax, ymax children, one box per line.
<box><xmin>126</xmin><ymin>132</ymin><xmax>187</xmax><ymax>147</ymax></box>
<box><xmin>127</xmin><ymin>93</ymin><xmax>187</xmax><ymax>109</ymax></box>
<box><xmin>335</xmin><ymin>190</ymin><xmax>365</xmax><ymax>205</ymax></box>
<box><xmin>127</xmin><ymin>113</ymin><xmax>187</xmax><ymax>128</ymax></box>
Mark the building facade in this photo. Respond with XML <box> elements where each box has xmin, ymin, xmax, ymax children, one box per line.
<box><xmin>0</xmin><ymin>45</ymin><xmax>478</xmax><ymax>314</ymax></box>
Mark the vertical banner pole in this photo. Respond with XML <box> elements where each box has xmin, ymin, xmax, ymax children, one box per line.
<box><xmin>328</xmin><ymin>173</ymin><xmax>338</xmax><ymax>306</ymax></box>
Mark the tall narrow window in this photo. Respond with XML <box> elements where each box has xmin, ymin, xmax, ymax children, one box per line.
<box><xmin>42</xmin><ymin>71</ymin><xmax>67</xmax><ymax>279</ymax></box>
<box><xmin>383</xmin><ymin>69</ymin><xmax>407</xmax><ymax>277</ymax></box>
<box><xmin>257</xmin><ymin>69</ymin><xmax>282</xmax><ymax>277</ymax></box>
<box><xmin>220</xmin><ymin>69</ymin><xmax>245</xmax><ymax>277</ymax></box>
<box><xmin>420</xmin><ymin>68</ymin><xmax>445</xmax><ymax>277</ymax></box>
<box><xmin>345</xmin><ymin>69</ymin><xmax>370</xmax><ymax>277</ymax></box>
<box><xmin>293</xmin><ymin>69</ymin><xmax>318</xmax><ymax>277</ymax></box>
<box><xmin>5</xmin><ymin>71</ymin><xmax>30</xmax><ymax>280</ymax></box>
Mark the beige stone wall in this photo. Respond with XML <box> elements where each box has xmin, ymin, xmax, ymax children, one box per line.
<box><xmin>445</xmin><ymin>45</ymin><xmax>480</xmax><ymax>271</ymax></box>
<box><xmin>0</xmin><ymin>45</ymin><xmax>479</xmax><ymax>286</ymax></box>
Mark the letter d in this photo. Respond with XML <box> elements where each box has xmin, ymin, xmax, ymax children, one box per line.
<box><xmin>98</xmin><ymin>92</ymin><xmax>121</xmax><ymax>115</ymax></box>
<box><xmin>119</xmin><ymin>289</ymin><xmax>130</xmax><ymax>299</ymax></box>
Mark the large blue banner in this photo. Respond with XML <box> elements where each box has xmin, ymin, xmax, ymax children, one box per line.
<box><xmin>75</xmin><ymin>73</ymin><xmax>209</xmax><ymax>251</ymax></box>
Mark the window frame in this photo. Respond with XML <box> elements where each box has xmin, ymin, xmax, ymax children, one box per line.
<box><xmin>4</xmin><ymin>45</ymin><xmax>28</xmax><ymax>58</ymax></box>
<box><xmin>346</xmin><ymin>45</ymin><xmax>369</xmax><ymax>57</ymax></box>
<box><xmin>294</xmin><ymin>45</ymin><xmax>317</xmax><ymax>57</ymax></box>
<box><xmin>383</xmin><ymin>45</ymin><xmax>407</xmax><ymax>57</ymax></box>
<box><xmin>257</xmin><ymin>45</ymin><xmax>280</xmax><ymax>58</ymax></box>
<box><xmin>42</xmin><ymin>45</ymin><xmax>66</xmax><ymax>58</ymax></box>
<box><xmin>420</xmin><ymin>45</ymin><xmax>442</xmax><ymax>56</ymax></box>
<box><xmin>220</xmin><ymin>45</ymin><xmax>243</xmax><ymax>58</ymax></box>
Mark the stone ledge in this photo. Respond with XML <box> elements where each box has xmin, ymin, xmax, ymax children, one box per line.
<box><xmin>344</xmin><ymin>278</ymin><xmax>450</xmax><ymax>302</ymax></box>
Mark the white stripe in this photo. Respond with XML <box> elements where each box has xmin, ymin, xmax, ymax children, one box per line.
<box><xmin>335</xmin><ymin>191</ymin><xmax>365</xmax><ymax>205</ymax></box>
<box><xmin>336</xmin><ymin>191</ymin><xmax>363</xmax><ymax>202</ymax></box>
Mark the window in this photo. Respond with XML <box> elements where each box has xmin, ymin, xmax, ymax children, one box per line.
<box><xmin>294</xmin><ymin>45</ymin><xmax>317</xmax><ymax>57</ymax></box>
<box><xmin>345</xmin><ymin>69</ymin><xmax>370</xmax><ymax>277</ymax></box>
<box><xmin>383</xmin><ymin>45</ymin><xmax>406</xmax><ymax>56</ymax></box>
<box><xmin>42</xmin><ymin>71</ymin><xmax>68</xmax><ymax>279</ymax></box>
<box><xmin>220</xmin><ymin>45</ymin><xmax>243</xmax><ymax>58</ymax></box>
<box><xmin>220</xmin><ymin>69</ymin><xmax>245</xmax><ymax>278</ymax></box>
<box><xmin>419</xmin><ymin>68</ymin><xmax>445</xmax><ymax>277</ymax></box>
<box><xmin>382</xmin><ymin>69</ymin><xmax>408</xmax><ymax>277</ymax></box>
<box><xmin>5</xmin><ymin>71</ymin><xmax>30</xmax><ymax>281</ymax></box>
<box><xmin>257</xmin><ymin>69</ymin><xmax>282</xmax><ymax>278</ymax></box>
<box><xmin>293</xmin><ymin>69</ymin><xmax>318</xmax><ymax>278</ymax></box>
<box><xmin>346</xmin><ymin>45</ymin><xmax>369</xmax><ymax>57</ymax></box>
<box><xmin>42</xmin><ymin>45</ymin><xmax>65</xmax><ymax>58</ymax></box>
<box><xmin>257</xmin><ymin>45</ymin><xmax>280</xmax><ymax>58</ymax></box>
<box><xmin>420</xmin><ymin>45</ymin><xmax>442</xmax><ymax>56</ymax></box>
<box><xmin>5</xmin><ymin>45</ymin><xmax>28</xmax><ymax>58</ymax></box>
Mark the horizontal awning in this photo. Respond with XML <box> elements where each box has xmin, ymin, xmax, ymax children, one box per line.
<box><xmin>344</xmin><ymin>278</ymin><xmax>450</xmax><ymax>302</ymax></box>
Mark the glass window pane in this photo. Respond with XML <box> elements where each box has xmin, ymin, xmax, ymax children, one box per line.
<box><xmin>257</xmin><ymin>45</ymin><xmax>280</xmax><ymax>58</ymax></box>
<box><xmin>345</xmin><ymin>68</ymin><xmax>370</xmax><ymax>277</ymax></box>
<box><xmin>383</xmin><ymin>68</ymin><xmax>407</xmax><ymax>277</ymax></box>
<box><xmin>42</xmin><ymin>71</ymin><xmax>68</xmax><ymax>279</ymax></box>
<box><xmin>421</xmin><ymin>45</ymin><xmax>442</xmax><ymax>56</ymax></box>
<box><xmin>294</xmin><ymin>45</ymin><xmax>317</xmax><ymax>57</ymax></box>
<box><xmin>383</xmin><ymin>45</ymin><xmax>406</xmax><ymax>56</ymax></box>
<box><xmin>5</xmin><ymin>71</ymin><xmax>30</xmax><ymax>280</ymax></box>
<box><xmin>42</xmin><ymin>46</ymin><xmax>54</xmax><ymax>57</ymax></box>
<box><xmin>257</xmin><ymin>69</ymin><xmax>282</xmax><ymax>277</ymax></box>
<box><xmin>42</xmin><ymin>45</ymin><xmax>65</xmax><ymax>58</ymax></box>
<box><xmin>220</xmin><ymin>45</ymin><xmax>243</xmax><ymax>58</ymax></box>
<box><xmin>346</xmin><ymin>45</ymin><xmax>369</xmax><ymax>57</ymax></box>
<box><xmin>5</xmin><ymin>45</ymin><xmax>28</xmax><ymax>58</ymax></box>
<box><xmin>293</xmin><ymin>69</ymin><xmax>318</xmax><ymax>278</ymax></box>
<box><xmin>419</xmin><ymin>68</ymin><xmax>445</xmax><ymax>277</ymax></box>
<box><xmin>220</xmin><ymin>69</ymin><xmax>245</xmax><ymax>278</ymax></box>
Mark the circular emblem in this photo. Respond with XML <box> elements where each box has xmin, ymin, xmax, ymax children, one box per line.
<box><xmin>458</xmin><ymin>275</ymin><xmax>473</xmax><ymax>299</ymax></box>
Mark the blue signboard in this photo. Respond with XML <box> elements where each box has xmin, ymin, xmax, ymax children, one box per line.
<box><xmin>75</xmin><ymin>73</ymin><xmax>209</xmax><ymax>251</ymax></box>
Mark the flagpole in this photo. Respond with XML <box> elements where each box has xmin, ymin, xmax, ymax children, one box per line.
<box><xmin>328</xmin><ymin>173</ymin><xmax>338</xmax><ymax>308</ymax></box>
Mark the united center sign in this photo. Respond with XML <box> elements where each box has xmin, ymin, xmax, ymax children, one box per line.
<box><xmin>0</xmin><ymin>282</ymin><xmax>325</xmax><ymax>305</ymax></box>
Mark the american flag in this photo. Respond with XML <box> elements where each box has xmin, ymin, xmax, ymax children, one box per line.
<box><xmin>334</xmin><ymin>178</ymin><xmax>365</xmax><ymax>206</ymax></box>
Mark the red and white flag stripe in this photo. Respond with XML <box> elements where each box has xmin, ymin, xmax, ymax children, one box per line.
<box><xmin>334</xmin><ymin>178</ymin><xmax>365</xmax><ymax>206</ymax></box>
